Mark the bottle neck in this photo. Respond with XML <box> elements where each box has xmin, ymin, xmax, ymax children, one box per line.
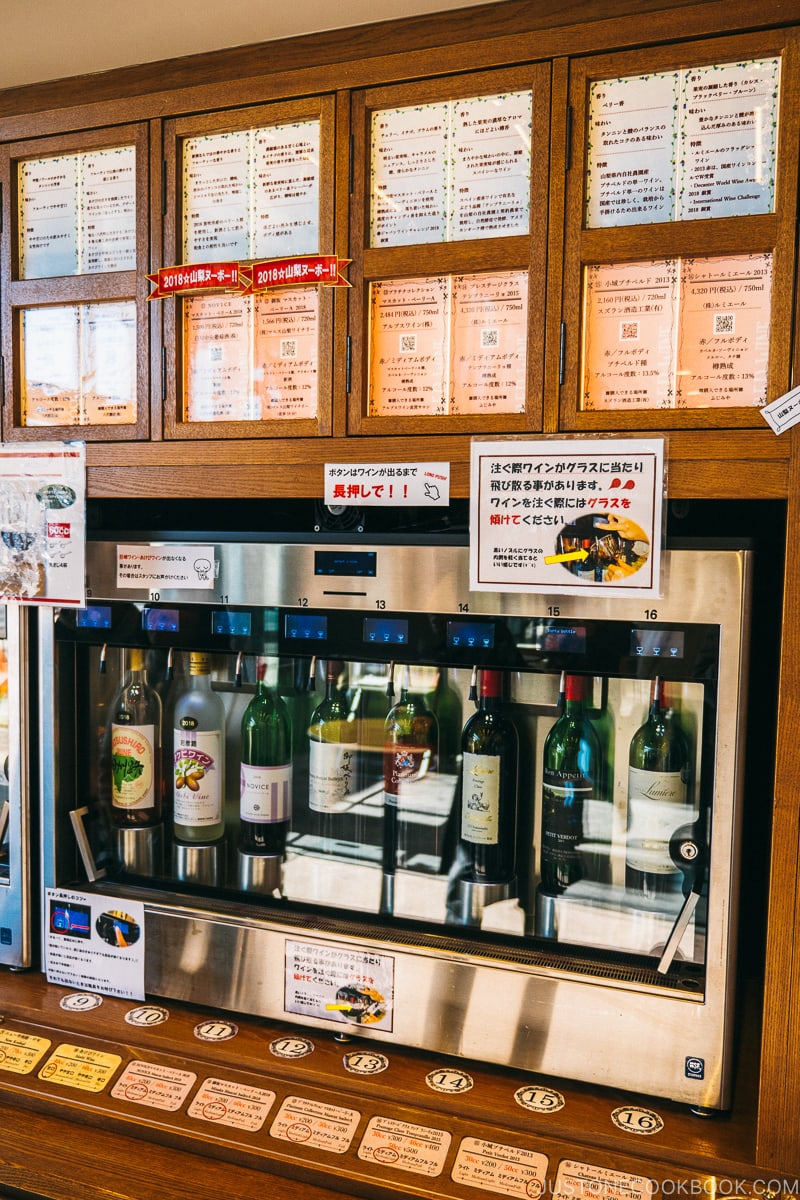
<box><xmin>563</xmin><ymin>673</ymin><xmax>588</xmax><ymax>715</ymax></box>
<box><xmin>479</xmin><ymin>669</ymin><xmax>503</xmax><ymax>710</ymax></box>
<box><xmin>127</xmin><ymin>648</ymin><xmax>146</xmax><ymax>679</ymax></box>
<box><xmin>649</xmin><ymin>677</ymin><xmax>667</xmax><ymax>719</ymax></box>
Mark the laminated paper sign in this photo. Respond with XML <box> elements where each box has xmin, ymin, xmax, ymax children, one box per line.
<box><xmin>470</xmin><ymin>437</ymin><xmax>664</xmax><ymax>598</ymax></box>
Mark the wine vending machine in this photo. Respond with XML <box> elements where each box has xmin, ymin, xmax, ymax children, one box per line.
<box><xmin>38</xmin><ymin>535</ymin><xmax>752</xmax><ymax>1110</ymax></box>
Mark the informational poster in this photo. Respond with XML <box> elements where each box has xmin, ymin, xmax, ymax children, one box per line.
<box><xmin>45</xmin><ymin>887</ymin><xmax>145</xmax><ymax>1002</ymax></box>
<box><xmin>252</xmin><ymin>121</ymin><xmax>321</xmax><ymax>259</ymax></box>
<box><xmin>586</xmin><ymin>57</ymin><xmax>779</xmax><ymax>227</ymax></box>
<box><xmin>582</xmin><ymin>260</ymin><xmax>678</xmax><ymax>410</ymax></box>
<box><xmin>470</xmin><ymin>436</ymin><xmax>664</xmax><ymax>597</ymax></box>
<box><xmin>284</xmin><ymin>938</ymin><xmax>395</xmax><ymax>1031</ymax></box>
<box><xmin>368</xmin><ymin>276</ymin><xmax>450</xmax><ymax>416</ymax></box>
<box><xmin>253</xmin><ymin>287</ymin><xmax>319</xmax><ymax>419</ymax></box>
<box><xmin>449</xmin><ymin>91</ymin><xmax>532</xmax><ymax>240</ymax></box>
<box><xmin>183</xmin><ymin>130</ymin><xmax>251</xmax><ymax>262</ymax></box>
<box><xmin>184</xmin><ymin>294</ymin><xmax>255</xmax><ymax>422</ymax></box>
<box><xmin>582</xmin><ymin>254</ymin><xmax>772</xmax><ymax>411</ymax></box>
<box><xmin>370</xmin><ymin>90</ymin><xmax>531</xmax><ymax>246</ymax></box>
<box><xmin>676</xmin><ymin>253</ymin><xmax>772</xmax><ymax>407</ymax></box>
<box><xmin>450</xmin><ymin>272</ymin><xmax>528</xmax><ymax>414</ymax></box>
<box><xmin>183</xmin><ymin>121</ymin><xmax>321</xmax><ymax>264</ymax></box>
<box><xmin>116</xmin><ymin>544</ymin><xmax>215</xmax><ymax>590</ymax></box>
<box><xmin>369</xmin><ymin>270</ymin><xmax>529</xmax><ymax>417</ymax></box>
<box><xmin>586</xmin><ymin>71</ymin><xmax>678</xmax><ymax>227</ymax></box>
<box><xmin>22</xmin><ymin>301</ymin><xmax>137</xmax><ymax>427</ymax></box>
<box><xmin>184</xmin><ymin>291</ymin><xmax>319</xmax><ymax>422</ymax></box>
<box><xmin>0</xmin><ymin>442</ymin><xmax>85</xmax><ymax>605</ymax></box>
<box><xmin>325</xmin><ymin>461</ymin><xmax>449</xmax><ymax>506</ymax></box>
<box><xmin>19</xmin><ymin>146</ymin><xmax>136</xmax><ymax>278</ymax></box>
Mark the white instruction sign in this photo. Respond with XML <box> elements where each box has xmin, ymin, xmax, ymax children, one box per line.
<box><xmin>324</xmin><ymin>462</ymin><xmax>450</xmax><ymax>507</ymax></box>
<box><xmin>116</xmin><ymin>544</ymin><xmax>215</xmax><ymax>590</ymax></box>
<box><xmin>45</xmin><ymin>888</ymin><xmax>145</xmax><ymax>1001</ymax></box>
<box><xmin>285</xmin><ymin>939</ymin><xmax>395</xmax><ymax>1031</ymax></box>
<box><xmin>470</xmin><ymin>437</ymin><xmax>664</xmax><ymax>597</ymax></box>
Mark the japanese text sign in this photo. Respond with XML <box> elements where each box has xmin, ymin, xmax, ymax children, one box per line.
<box><xmin>470</xmin><ymin>437</ymin><xmax>664</xmax><ymax>597</ymax></box>
<box><xmin>325</xmin><ymin>462</ymin><xmax>449</xmax><ymax>507</ymax></box>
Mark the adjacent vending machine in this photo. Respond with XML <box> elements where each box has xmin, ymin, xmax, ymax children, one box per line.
<box><xmin>37</xmin><ymin>534</ymin><xmax>752</xmax><ymax>1111</ymax></box>
<box><xmin>0</xmin><ymin>603</ymin><xmax>34</xmax><ymax>969</ymax></box>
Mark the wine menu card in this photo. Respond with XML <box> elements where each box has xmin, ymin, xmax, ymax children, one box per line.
<box><xmin>586</xmin><ymin>57</ymin><xmax>779</xmax><ymax>226</ymax></box>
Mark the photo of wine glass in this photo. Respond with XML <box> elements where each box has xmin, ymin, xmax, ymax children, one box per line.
<box><xmin>556</xmin><ymin>513</ymin><xmax>650</xmax><ymax>582</ymax></box>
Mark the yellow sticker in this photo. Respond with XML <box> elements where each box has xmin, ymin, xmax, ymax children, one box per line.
<box><xmin>38</xmin><ymin>1043</ymin><xmax>122</xmax><ymax>1092</ymax></box>
<box><xmin>0</xmin><ymin>1028</ymin><xmax>52</xmax><ymax>1075</ymax></box>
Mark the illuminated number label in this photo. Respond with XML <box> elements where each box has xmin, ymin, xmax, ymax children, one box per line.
<box><xmin>611</xmin><ymin>1105</ymin><xmax>664</xmax><ymax>1135</ymax></box>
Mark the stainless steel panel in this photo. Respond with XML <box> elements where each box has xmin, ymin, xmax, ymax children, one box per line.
<box><xmin>44</xmin><ymin>541</ymin><xmax>752</xmax><ymax>1109</ymax></box>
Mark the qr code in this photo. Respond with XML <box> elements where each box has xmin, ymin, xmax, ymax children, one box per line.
<box><xmin>280</xmin><ymin>338</ymin><xmax>298</xmax><ymax>359</ymax></box>
<box><xmin>714</xmin><ymin>313</ymin><xmax>735</xmax><ymax>335</ymax></box>
<box><xmin>399</xmin><ymin>334</ymin><xmax>417</xmax><ymax>353</ymax></box>
<box><xmin>481</xmin><ymin>328</ymin><xmax>499</xmax><ymax>349</ymax></box>
<box><xmin>209</xmin><ymin>346</ymin><xmax>222</xmax><ymax>362</ymax></box>
<box><xmin>620</xmin><ymin>321</ymin><xmax>640</xmax><ymax>341</ymax></box>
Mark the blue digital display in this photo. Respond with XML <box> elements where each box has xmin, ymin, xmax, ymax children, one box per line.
<box><xmin>212</xmin><ymin>610</ymin><xmax>252</xmax><ymax>637</ymax></box>
<box><xmin>76</xmin><ymin>605</ymin><xmax>112</xmax><ymax>630</ymax></box>
<box><xmin>446</xmin><ymin>620</ymin><xmax>495</xmax><ymax>650</ymax></box>
<box><xmin>541</xmin><ymin>624</ymin><xmax>587</xmax><ymax>654</ymax></box>
<box><xmin>315</xmin><ymin>550</ymin><xmax>377</xmax><ymax>577</ymax></box>
<box><xmin>363</xmin><ymin>617</ymin><xmax>408</xmax><ymax>646</ymax></box>
<box><xmin>285</xmin><ymin>613</ymin><xmax>328</xmax><ymax>640</ymax></box>
<box><xmin>630</xmin><ymin>628</ymin><xmax>685</xmax><ymax>659</ymax></box>
<box><xmin>142</xmin><ymin>608</ymin><xmax>180</xmax><ymax>633</ymax></box>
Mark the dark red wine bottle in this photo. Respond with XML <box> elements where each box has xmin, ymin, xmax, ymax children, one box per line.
<box><xmin>458</xmin><ymin>668</ymin><xmax>519</xmax><ymax>884</ymax></box>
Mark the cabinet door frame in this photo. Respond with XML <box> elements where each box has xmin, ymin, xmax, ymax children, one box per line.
<box><xmin>559</xmin><ymin>31</ymin><xmax>799</xmax><ymax>433</ymax></box>
<box><xmin>348</xmin><ymin>64</ymin><xmax>551</xmax><ymax>437</ymax></box>
<box><xmin>1</xmin><ymin>122</ymin><xmax>151</xmax><ymax>442</ymax></box>
<box><xmin>161</xmin><ymin>94</ymin><xmax>337</xmax><ymax>441</ymax></box>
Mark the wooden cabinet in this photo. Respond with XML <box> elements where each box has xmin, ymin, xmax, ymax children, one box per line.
<box><xmin>0</xmin><ymin>0</ymin><xmax>798</xmax><ymax>1181</ymax></box>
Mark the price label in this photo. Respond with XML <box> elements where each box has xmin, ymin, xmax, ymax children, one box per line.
<box><xmin>514</xmin><ymin>1084</ymin><xmax>565</xmax><ymax>1114</ymax></box>
<box><xmin>187</xmin><ymin>1077</ymin><xmax>277</xmax><ymax>1132</ymax></box>
<box><xmin>111</xmin><ymin>1060</ymin><xmax>196</xmax><ymax>1111</ymax></box>
<box><xmin>452</xmin><ymin>1136</ymin><xmax>548</xmax><ymax>1196</ymax></box>
<box><xmin>38</xmin><ymin>1043</ymin><xmax>121</xmax><ymax>1092</ymax></box>
<box><xmin>0</xmin><ymin>1029</ymin><xmax>52</xmax><ymax>1075</ymax></box>
<box><xmin>554</xmin><ymin>1158</ymin><xmax>655</xmax><ymax>1200</ymax></box>
<box><xmin>358</xmin><ymin>1115</ymin><xmax>451</xmax><ymax>1177</ymax></box>
<box><xmin>610</xmin><ymin>1105</ymin><xmax>664</xmax><ymax>1135</ymax></box>
<box><xmin>270</xmin><ymin>1095</ymin><xmax>361</xmax><ymax>1153</ymax></box>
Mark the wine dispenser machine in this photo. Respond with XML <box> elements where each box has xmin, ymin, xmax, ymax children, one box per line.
<box><xmin>39</xmin><ymin>537</ymin><xmax>752</xmax><ymax>1110</ymax></box>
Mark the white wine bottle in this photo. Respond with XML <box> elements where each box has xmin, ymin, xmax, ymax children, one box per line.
<box><xmin>173</xmin><ymin>652</ymin><xmax>226</xmax><ymax>843</ymax></box>
<box><xmin>626</xmin><ymin>677</ymin><xmax>693</xmax><ymax>899</ymax></box>
<box><xmin>110</xmin><ymin>647</ymin><xmax>163</xmax><ymax>828</ymax></box>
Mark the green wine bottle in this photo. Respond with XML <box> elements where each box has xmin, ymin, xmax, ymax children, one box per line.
<box><xmin>540</xmin><ymin>673</ymin><xmax>601</xmax><ymax>895</ymax></box>
<box><xmin>239</xmin><ymin>657</ymin><xmax>293</xmax><ymax>858</ymax></box>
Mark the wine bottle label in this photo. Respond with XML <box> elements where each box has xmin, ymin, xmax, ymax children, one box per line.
<box><xmin>461</xmin><ymin>751</ymin><xmax>500</xmax><ymax>845</ymax></box>
<box><xmin>309</xmin><ymin>741</ymin><xmax>356</xmax><ymax>813</ymax></box>
<box><xmin>383</xmin><ymin>746</ymin><xmax>432</xmax><ymax>795</ymax></box>
<box><xmin>541</xmin><ymin>775</ymin><xmax>591</xmax><ymax>867</ymax></box>
<box><xmin>626</xmin><ymin>767</ymin><xmax>694</xmax><ymax>874</ymax></box>
<box><xmin>111</xmin><ymin>724</ymin><xmax>155</xmax><ymax>810</ymax></box>
<box><xmin>240</xmin><ymin>762</ymin><xmax>292</xmax><ymax>823</ymax></box>
<box><xmin>174</xmin><ymin>731</ymin><xmax>222</xmax><ymax>826</ymax></box>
